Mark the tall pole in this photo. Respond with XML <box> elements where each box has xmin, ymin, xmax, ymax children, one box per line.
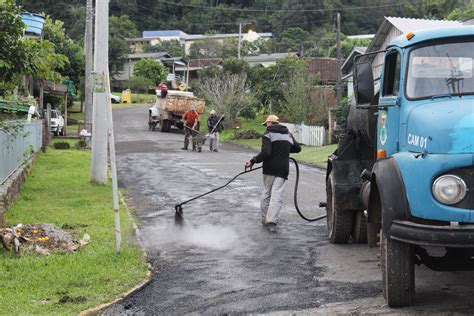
<box><xmin>90</xmin><ymin>0</ymin><xmax>109</xmax><ymax>184</ymax></box>
<box><xmin>237</xmin><ymin>21</ymin><xmax>242</xmax><ymax>59</ymax></box>
<box><xmin>336</xmin><ymin>12</ymin><xmax>342</xmax><ymax>108</ymax></box>
<box><xmin>84</xmin><ymin>0</ymin><xmax>94</xmax><ymax>130</ymax></box>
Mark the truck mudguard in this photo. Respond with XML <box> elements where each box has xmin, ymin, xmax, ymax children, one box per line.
<box><xmin>371</xmin><ymin>157</ymin><xmax>410</xmax><ymax>234</ymax></box>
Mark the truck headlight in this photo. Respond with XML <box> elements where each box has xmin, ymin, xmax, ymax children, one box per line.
<box><xmin>432</xmin><ymin>175</ymin><xmax>467</xmax><ymax>205</ymax></box>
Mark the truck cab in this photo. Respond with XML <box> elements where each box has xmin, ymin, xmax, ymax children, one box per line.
<box><xmin>326</xmin><ymin>26</ymin><xmax>474</xmax><ymax>307</ymax></box>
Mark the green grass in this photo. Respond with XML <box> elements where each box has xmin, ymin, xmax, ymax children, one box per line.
<box><xmin>230</xmin><ymin>139</ymin><xmax>336</xmax><ymax>168</ymax></box>
<box><xmin>0</xmin><ymin>141</ymin><xmax>148</xmax><ymax>314</ymax></box>
<box><xmin>131</xmin><ymin>93</ymin><xmax>155</xmax><ymax>104</ymax></box>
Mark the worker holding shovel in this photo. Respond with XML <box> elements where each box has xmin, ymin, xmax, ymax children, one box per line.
<box><xmin>182</xmin><ymin>105</ymin><xmax>200</xmax><ymax>151</ymax></box>
<box><xmin>207</xmin><ymin>110</ymin><xmax>224</xmax><ymax>152</ymax></box>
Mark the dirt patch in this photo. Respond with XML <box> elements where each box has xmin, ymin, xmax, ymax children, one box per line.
<box><xmin>0</xmin><ymin>223</ymin><xmax>90</xmax><ymax>255</ymax></box>
<box><xmin>58</xmin><ymin>295</ymin><xmax>87</xmax><ymax>304</ymax></box>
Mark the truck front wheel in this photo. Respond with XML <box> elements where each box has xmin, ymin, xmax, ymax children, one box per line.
<box><xmin>381</xmin><ymin>230</ymin><xmax>415</xmax><ymax>307</ymax></box>
<box><xmin>326</xmin><ymin>171</ymin><xmax>353</xmax><ymax>243</ymax></box>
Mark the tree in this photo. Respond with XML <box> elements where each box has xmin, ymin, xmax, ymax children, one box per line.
<box><xmin>0</xmin><ymin>0</ymin><xmax>31</xmax><ymax>90</ymax></box>
<box><xmin>42</xmin><ymin>17</ymin><xmax>85</xmax><ymax>84</ymax></box>
<box><xmin>109</xmin><ymin>15</ymin><xmax>139</xmax><ymax>76</ymax></box>
<box><xmin>251</xmin><ymin>56</ymin><xmax>308</xmax><ymax>114</ymax></box>
<box><xmin>188</xmin><ymin>38</ymin><xmax>224</xmax><ymax>59</ymax></box>
<box><xmin>197</xmin><ymin>73</ymin><xmax>253</xmax><ymax>119</ymax></box>
<box><xmin>0</xmin><ymin>1</ymin><xmax>67</xmax><ymax>94</ymax></box>
<box><xmin>133</xmin><ymin>58</ymin><xmax>168</xmax><ymax>84</ymax></box>
<box><xmin>275</xmin><ymin>27</ymin><xmax>312</xmax><ymax>53</ymax></box>
<box><xmin>143</xmin><ymin>40</ymin><xmax>184</xmax><ymax>57</ymax></box>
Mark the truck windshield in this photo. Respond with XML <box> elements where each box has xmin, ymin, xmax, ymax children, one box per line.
<box><xmin>406</xmin><ymin>40</ymin><xmax>474</xmax><ymax>99</ymax></box>
<box><xmin>50</xmin><ymin>111</ymin><xmax>58</xmax><ymax>118</ymax></box>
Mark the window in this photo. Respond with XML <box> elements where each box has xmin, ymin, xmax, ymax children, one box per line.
<box><xmin>382</xmin><ymin>51</ymin><xmax>401</xmax><ymax>96</ymax></box>
<box><xmin>406</xmin><ymin>40</ymin><xmax>474</xmax><ymax>99</ymax></box>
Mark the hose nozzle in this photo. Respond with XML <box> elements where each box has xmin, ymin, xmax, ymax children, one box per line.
<box><xmin>174</xmin><ymin>204</ymin><xmax>184</xmax><ymax>225</ymax></box>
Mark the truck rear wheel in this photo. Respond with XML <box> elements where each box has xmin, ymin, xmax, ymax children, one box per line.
<box><xmin>381</xmin><ymin>230</ymin><xmax>415</xmax><ymax>307</ymax></box>
<box><xmin>326</xmin><ymin>171</ymin><xmax>353</xmax><ymax>243</ymax></box>
<box><xmin>160</xmin><ymin>119</ymin><xmax>170</xmax><ymax>132</ymax></box>
<box><xmin>351</xmin><ymin>210</ymin><xmax>368</xmax><ymax>243</ymax></box>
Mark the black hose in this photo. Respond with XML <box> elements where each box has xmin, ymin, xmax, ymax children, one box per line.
<box><xmin>290</xmin><ymin>157</ymin><xmax>327</xmax><ymax>222</ymax></box>
<box><xmin>174</xmin><ymin>158</ymin><xmax>326</xmax><ymax>223</ymax></box>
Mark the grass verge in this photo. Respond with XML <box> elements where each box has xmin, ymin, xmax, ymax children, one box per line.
<box><xmin>0</xmin><ymin>140</ymin><xmax>148</xmax><ymax>314</ymax></box>
<box><xmin>229</xmin><ymin>138</ymin><xmax>336</xmax><ymax>168</ymax></box>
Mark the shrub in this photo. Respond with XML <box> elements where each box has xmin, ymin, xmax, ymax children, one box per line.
<box><xmin>53</xmin><ymin>141</ymin><xmax>70</xmax><ymax>149</ymax></box>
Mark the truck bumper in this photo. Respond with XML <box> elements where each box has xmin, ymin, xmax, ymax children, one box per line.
<box><xmin>390</xmin><ymin>220</ymin><xmax>474</xmax><ymax>248</ymax></box>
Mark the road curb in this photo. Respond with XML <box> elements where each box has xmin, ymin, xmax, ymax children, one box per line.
<box><xmin>79</xmin><ymin>195</ymin><xmax>153</xmax><ymax>316</ymax></box>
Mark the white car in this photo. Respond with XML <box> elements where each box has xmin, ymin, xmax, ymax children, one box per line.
<box><xmin>50</xmin><ymin>110</ymin><xmax>65</xmax><ymax>136</ymax></box>
<box><xmin>110</xmin><ymin>94</ymin><xmax>122</xmax><ymax>103</ymax></box>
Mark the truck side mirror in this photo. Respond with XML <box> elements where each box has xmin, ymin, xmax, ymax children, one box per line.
<box><xmin>354</xmin><ymin>62</ymin><xmax>374</xmax><ymax>105</ymax></box>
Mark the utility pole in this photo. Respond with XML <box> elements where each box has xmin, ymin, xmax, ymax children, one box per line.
<box><xmin>84</xmin><ymin>0</ymin><xmax>93</xmax><ymax>130</ymax></box>
<box><xmin>237</xmin><ymin>21</ymin><xmax>243</xmax><ymax>59</ymax></box>
<box><xmin>335</xmin><ymin>12</ymin><xmax>342</xmax><ymax>108</ymax></box>
<box><xmin>90</xmin><ymin>0</ymin><xmax>109</xmax><ymax>184</ymax></box>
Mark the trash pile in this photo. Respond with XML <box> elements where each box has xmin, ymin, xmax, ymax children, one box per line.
<box><xmin>0</xmin><ymin>223</ymin><xmax>90</xmax><ymax>255</ymax></box>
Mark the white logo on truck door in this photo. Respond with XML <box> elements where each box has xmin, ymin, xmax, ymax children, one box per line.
<box><xmin>408</xmin><ymin>133</ymin><xmax>428</xmax><ymax>149</ymax></box>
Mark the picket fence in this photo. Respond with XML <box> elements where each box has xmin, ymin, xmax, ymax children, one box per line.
<box><xmin>281</xmin><ymin>122</ymin><xmax>326</xmax><ymax>147</ymax></box>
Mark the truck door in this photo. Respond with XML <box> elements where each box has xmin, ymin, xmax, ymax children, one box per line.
<box><xmin>378</xmin><ymin>49</ymin><xmax>402</xmax><ymax>156</ymax></box>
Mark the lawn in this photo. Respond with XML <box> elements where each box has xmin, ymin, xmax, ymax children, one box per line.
<box><xmin>0</xmin><ymin>140</ymin><xmax>148</xmax><ymax>314</ymax></box>
<box><xmin>218</xmin><ymin>114</ymin><xmax>335</xmax><ymax>168</ymax></box>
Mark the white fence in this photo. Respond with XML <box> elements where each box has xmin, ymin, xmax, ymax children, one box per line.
<box><xmin>281</xmin><ymin>122</ymin><xmax>326</xmax><ymax>147</ymax></box>
<box><xmin>0</xmin><ymin>120</ymin><xmax>43</xmax><ymax>184</ymax></box>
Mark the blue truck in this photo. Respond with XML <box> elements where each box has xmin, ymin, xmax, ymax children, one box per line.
<box><xmin>326</xmin><ymin>26</ymin><xmax>474</xmax><ymax>307</ymax></box>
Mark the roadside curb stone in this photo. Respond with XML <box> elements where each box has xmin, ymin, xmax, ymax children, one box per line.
<box><xmin>0</xmin><ymin>153</ymin><xmax>38</xmax><ymax>225</ymax></box>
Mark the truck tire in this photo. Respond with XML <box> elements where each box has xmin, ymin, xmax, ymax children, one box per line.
<box><xmin>351</xmin><ymin>210</ymin><xmax>368</xmax><ymax>243</ymax></box>
<box><xmin>381</xmin><ymin>230</ymin><xmax>415</xmax><ymax>307</ymax></box>
<box><xmin>160</xmin><ymin>119</ymin><xmax>168</xmax><ymax>132</ymax></box>
<box><xmin>326</xmin><ymin>171</ymin><xmax>353</xmax><ymax>243</ymax></box>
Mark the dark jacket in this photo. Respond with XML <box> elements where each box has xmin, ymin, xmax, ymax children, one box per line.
<box><xmin>250</xmin><ymin>124</ymin><xmax>301</xmax><ymax>179</ymax></box>
<box><xmin>207</xmin><ymin>114</ymin><xmax>223</xmax><ymax>133</ymax></box>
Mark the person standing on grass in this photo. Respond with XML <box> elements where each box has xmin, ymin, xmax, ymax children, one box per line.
<box><xmin>207</xmin><ymin>110</ymin><xmax>224</xmax><ymax>152</ymax></box>
<box><xmin>244</xmin><ymin>115</ymin><xmax>301</xmax><ymax>232</ymax></box>
<box><xmin>182</xmin><ymin>105</ymin><xmax>199</xmax><ymax>151</ymax></box>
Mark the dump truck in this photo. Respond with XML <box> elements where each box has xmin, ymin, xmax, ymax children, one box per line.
<box><xmin>148</xmin><ymin>90</ymin><xmax>205</xmax><ymax>132</ymax></box>
<box><xmin>326</xmin><ymin>26</ymin><xmax>474</xmax><ymax>307</ymax></box>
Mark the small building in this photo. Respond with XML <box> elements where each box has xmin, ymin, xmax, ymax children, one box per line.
<box><xmin>114</xmin><ymin>52</ymin><xmax>188</xmax><ymax>86</ymax></box>
<box><xmin>308</xmin><ymin>57</ymin><xmax>338</xmax><ymax>85</ymax></box>
<box><xmin>366</xmin><ymin>17</ymin><xmax>462</xmax><ymax>83</ymax></box>
<box><xmin>341</xmin><ymin>46</ymin><xmax>367</xmax><ymax>98</ymax></box>
<box><xmin>174</xmin><ymin>58</ymin><xmax>223</xmax><ymax>84</ymax></box>
<box><xmin>126</xmin><ymin>29</ymin><xmax>273</xmax><ymax>55</ymax></box>
<box><xmin>243</xmin><ymin>52</ymin><xmax>298</xmax><ymax>68</ymax></box>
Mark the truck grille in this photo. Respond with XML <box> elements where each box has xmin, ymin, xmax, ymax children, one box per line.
<box><xmin>441</xmin><ymin>167</ymin><xmax>474</xmax><ymax>210</ymax></box>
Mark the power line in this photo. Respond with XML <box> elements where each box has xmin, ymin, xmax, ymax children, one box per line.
<box><xmin>148</xmin><ymin>0</ymin><xmax>425</xmax><ymax>13</ymax></box>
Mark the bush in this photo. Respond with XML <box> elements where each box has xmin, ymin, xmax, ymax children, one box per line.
<box><xmin>235</xmin><ymin>129</ymin><xmax>262</xmax><ymax>139</ymax></box>
<box><xmin>74</xmin><ymin>139</ymin><xmax>88</xmax><ymax>149</ymax></box>
<box><xmin>53</xmin><ymin>141</ymin><xmax>70</xmax><ymax>149</ymax></box>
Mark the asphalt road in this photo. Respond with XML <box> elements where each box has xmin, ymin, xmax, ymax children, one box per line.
<box><xmin>104</xmin><ymin>105</ymin><xmax>474</xmax><ymax>315</ymax></box>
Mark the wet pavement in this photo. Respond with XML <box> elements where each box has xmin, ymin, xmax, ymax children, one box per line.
<box><xmin>104</xmin><ymin>106</ymin><xmax>474</xmax><ymax>315</ymax></box>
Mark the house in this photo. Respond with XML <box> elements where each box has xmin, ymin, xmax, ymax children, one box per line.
<box><xmin>126</xmin><ymin>29</ymin><xmax>273</xmax><ymax>55</ymax></box>
<box><xmin>174</xmin><ymin>58</ymin><xmax>223</xmax><ymax>84</ymax></box>
<box><xmin>365</xmin><ymin>17</ymin><xmax>462</xmax><ymax>83</ymax></box>
<box><xmin>341</xmin><ymin>46</ymin><xmax>367</xmax><ymax>98</ymax></box>
<box><xmin>113</xmin><ymin>52</ymin><xmax>188</xmax><ymax>86</ymax></box>
<box><xmin>243</xmin><ymin>52</ymin><xmax>298</xmax><ymax>68</ymax></box>
<box><xmin>20</xmin><ymin>12</ymin><xmax>45</xmax><ymax>39</ymax></box>
<box><xmin>183</xmin><ymin>32</ymin><xmax>273</xmax><ymax>55</ymax></box>
<box><xmin>308</xmin><ymin>57</ymin><xmax>338</xmax><ymax>85</ymax></box>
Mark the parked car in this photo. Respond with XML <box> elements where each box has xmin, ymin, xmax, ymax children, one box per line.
<box><xmin>110</xmin><ymin>93</ymin><xmax>122</xmax><ymax>103</ymax></box>
<box><xmin>50</xmin><ymin>109</ymin><xmax>64</xmax><ymax>136</ymax></box>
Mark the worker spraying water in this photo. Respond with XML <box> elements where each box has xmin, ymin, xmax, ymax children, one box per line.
<box><xmin>174</xmin><ymin>115</ymin><xmax>327</xmax><ymax>227</ymax></box>
<box><xmin>244</xmin><ymin>115</ymin><xmax>301</xmax><ymax>232</ymax></box>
